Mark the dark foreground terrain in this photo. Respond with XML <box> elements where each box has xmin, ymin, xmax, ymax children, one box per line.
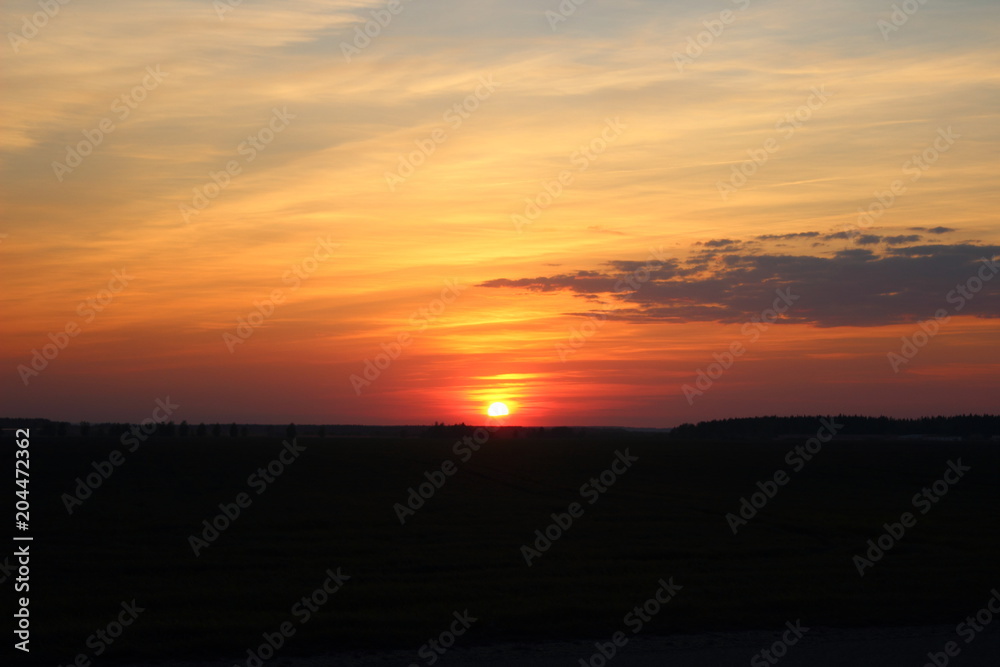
<box><xmin>7</xmin><ymin>430</ymin><xmax>999</xmax><ymax>665</ymax></box>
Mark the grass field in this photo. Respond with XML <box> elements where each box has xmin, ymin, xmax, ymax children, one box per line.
<box><xmin>18</xmin><ymin>432</ymin><xmax>1000</xmax><ymax>662</ymax></box>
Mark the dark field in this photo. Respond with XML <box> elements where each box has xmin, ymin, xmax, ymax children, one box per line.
<box><xmin>13</xmin><ymin>432</ymin><xmax>1000</xmax><ymax>663</ymax></box>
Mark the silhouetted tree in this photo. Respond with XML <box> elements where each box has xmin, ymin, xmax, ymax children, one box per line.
<box><xmin>179</xmin><ymin>420</ymin><xmax>189</xmax><ymax>437</ymax></box>
<box><xmin>80</xmin><ymin>421</ymin><xmax>90</xmax><ymax>439</ymax></box>
<box><xmin>212</xmin><ymin>423</ymin><xmax>221</xmax><ymax>438</ymax></box>
<box><xmin>286</xmin><ymin>423</ymin><xmax>297</xmax><ymax>440</ymax></box>
<box><xmin>230</xmin><ymin>422</ymin><xmax>239</xmax><ymax>438</ymax></box>
<box><xmin>197</xmin><ymin>423</ymin><xmax>207</xmax><ymax>437</ymax></box>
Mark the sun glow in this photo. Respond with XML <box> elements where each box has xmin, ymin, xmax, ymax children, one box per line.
<box><xmin>487</xmin><ymin>402</ymin><xmax>509</xmax><ymax>417</ymax></box>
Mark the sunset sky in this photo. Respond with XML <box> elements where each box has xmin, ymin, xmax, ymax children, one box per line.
<box><xmin>2</xmin><ymin>0</ymin><xmax>998</xmax><ymax>427</ymax></box>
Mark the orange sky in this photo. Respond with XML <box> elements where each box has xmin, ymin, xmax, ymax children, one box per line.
<box><xmin>2</xmin><ymin>0</ymin><xmax>999</xmax><ymax>426</ymax></box>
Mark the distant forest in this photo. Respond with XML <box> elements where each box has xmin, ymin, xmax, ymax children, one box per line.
<box><xmin>0</xmin><ymin>418</ymin><xmax>617</xmax><ymax>440</ymax></box>
<box><xmin>3</xmin><ymin>415</ymin><xmax>998</xmax><ymax>441</ymax></box>
<box><xmin>668</xmin><ymin>415</ymin><xmax>1000</xmax><ymax>441</ymax></box>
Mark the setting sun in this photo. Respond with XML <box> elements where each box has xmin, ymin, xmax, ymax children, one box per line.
<box><xmin>487</xmin><ymin>402</ymin><xmax>509</xmax><ymax>418</ymax></box>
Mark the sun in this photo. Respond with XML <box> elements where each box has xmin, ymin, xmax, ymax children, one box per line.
<box><xmin>487</xmin><ymin>402</ymin><xmax>509</xmax><ymax>417</ymax></box>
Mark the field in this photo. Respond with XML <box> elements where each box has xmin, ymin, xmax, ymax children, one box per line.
<box><xmin>16</xmin><ymin>431</ymin><xmax>1000</xmax><ymax>663</ymax></box>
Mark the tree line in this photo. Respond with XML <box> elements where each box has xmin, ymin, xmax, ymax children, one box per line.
<box><xmin>669</xmin><ymin>414</ymin><xmax>1000</xmax><ymax>441</ymax></box>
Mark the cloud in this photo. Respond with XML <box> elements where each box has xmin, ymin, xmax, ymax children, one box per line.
<box><xmin>480</xmin><ymin>243</ymin><xmax>1000</xmax><ymax>328</ymax></box>
<box><xmin>910</xmin><ymin>226</ymin><xmax>957</xmax><ymax>234</ymax></box>
<box><xmin>479</xmin><ymin>259</ymin><xmax>683</xmax><ymax>295</ymax></box>
<box><xmin>833</xmin><ymin>248</ymin><xmax>876</xmax><ymax>260</ymax></box>
<box><xmin>824</xmin><ymin>232</ymin><xmax>924</xmax><ymax>247</ymax></box>
<box><xmin>755</xmin><ymin>232</ymin><xmax>821</xmax><ymax>241</ymax></box>
<box><xmin>884</xmin><ymin>234</ymin><xmax>922</xmax><ymax>245</ymax></box>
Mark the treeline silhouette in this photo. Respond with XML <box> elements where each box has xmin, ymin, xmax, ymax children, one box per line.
<box><xmin>1</xmin><ymin>418</ymin><xmax>628</xmax><ymax>441</ymax></box>
<box><xmin>421</xmin><ymin>422</ymin><xmax>578</xmax><ymax>438</ymax></box>
<box><xmin>6</xmin><ymin>416</ymin><xmax>997</xmax><ymax>442</ymax></box>
<box><xmin>0</xmin><ymin>418</ymin><xmax>288</xmax><ymax>439</ymax></box>
<box><xmin>669</xmin><ymin>414</ymin><xmax>1000</xmax><ymax>441</ymax></box>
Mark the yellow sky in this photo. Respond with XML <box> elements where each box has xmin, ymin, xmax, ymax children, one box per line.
<box><xmin>2</xmin><ymin>0</ymin><xmax>999</xmax><ymax>425</ymax></box>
